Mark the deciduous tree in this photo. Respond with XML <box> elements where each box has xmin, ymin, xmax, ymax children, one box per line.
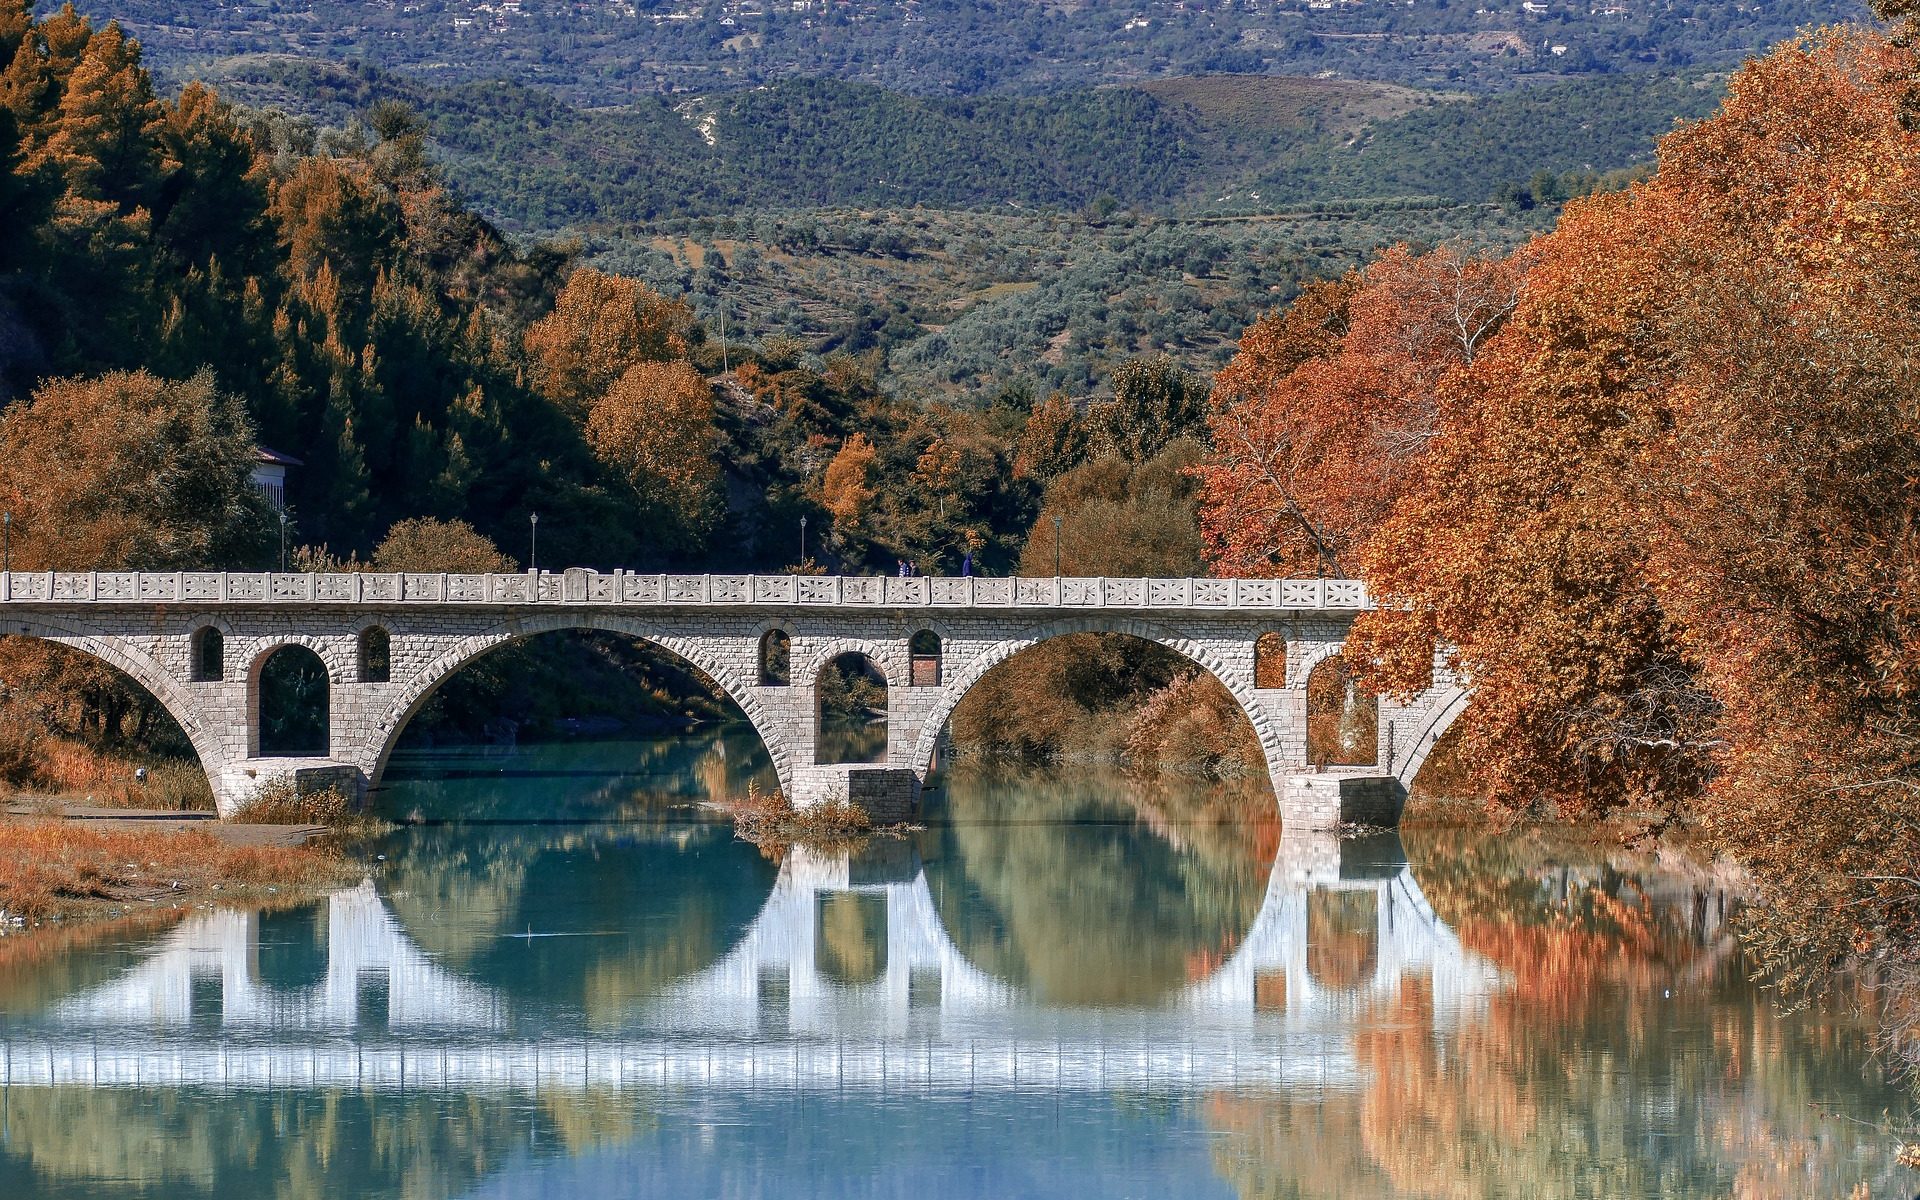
<box><xmin>0</xmin><ymin>369</ymin><xmax>268</xmax><ymax>570</ymax></box>
<box><xmin>584</xmin><ymin>359</ymin><xmax>719</xmax><ymax>543</ymax></box>
<box><xmin>0</xmin><ymin>369</ymin><xmax>269</xmax><ymax>762</ymax></box>
<box><xmin>371</xmin><ymin>516</ymin><xmax>517</xmax><ymax>573</ymax></box>
<box><xmin>1011</xmin><ymin>392</ymin><xmax>1088</xmax><ymax>483</ymax></box>
<box><xmin>1087</xmin><ymin>353</ymin><xmax>1207</xmax><ymax>464</ymax></box>
<box><xmin>1628</xmin><ymin>27</ymin><xmax>1920</xmax><ymax>977</ymax></box>
<box><xmin>1197</xmin><ymin>245</ymin><xmax>1526</xmax><ymax>578</ymax></box>
<box><xmin>524</xmin><ymin>267</ymin><xmax>693</xmax><ymax>419</ymax></box>
<box><xmin>819</xmin><ymin>432</ymin><xmax>877</xmax><ymax>537</ymax></box>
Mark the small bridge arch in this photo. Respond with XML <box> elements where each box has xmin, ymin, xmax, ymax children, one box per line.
<box><xmin>0</xmin><ymin>612</ymin><xmax>227</xmax><ymax>776</ymax></box>
<box><xmin>904</xmin><ymin>614</ymin><xmax>1292</xmax><ymax>796</ymax></box>
<box><xmin>1391</xmin><ymin>683</ymin><xmax>1470</xmax><ymax>791</ymax></box>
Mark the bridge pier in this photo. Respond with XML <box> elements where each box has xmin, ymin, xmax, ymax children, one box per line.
<box><xmin>787</xmin><ymin>766</ymin><xmax>923</xmax><ymax>822</ymax></box>
<box><xmin>1279</xmin><ymin>774</ymin><xmax>1409</xmax><ymax>831</ymax></box>
<box><xmin>212</xmin><ymin>759</ymin><xmax>367</xmax><ymax>819</ymax></box>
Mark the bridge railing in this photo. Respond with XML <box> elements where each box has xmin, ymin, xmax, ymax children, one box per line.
<box><xmin>0</xmin><ymin>571</ymin><xmax>1370</xmax><ymax>611</ymax></box>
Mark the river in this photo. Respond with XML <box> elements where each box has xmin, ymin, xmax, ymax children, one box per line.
<box><xmin>0</xmin><ymin>729</ymin><xmax>1908</xmax><ymax>1198</ymax></box>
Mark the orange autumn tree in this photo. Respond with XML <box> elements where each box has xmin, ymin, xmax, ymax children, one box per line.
<box><xmin>523</xmin><ymin>267</ymin><xmax>695</xmax><ymax>420</ymax></box>
<box><xmin>1197</xmin><ymin>245</ymin><xmax>1528</xmax><ymax>578</ymax></box>
<box><xmin>1627</xmin><ymin>25</ymin><xmax>1920</xmax><ymax>976</ymax></box>
<box><xmin>819</xmin><ymin>433</ymin><xmax>878</xmax><ymax>541</ymax></box>
<box><xmin>584</xmin><ymin>359</ymin><xmax>721</xmax><ymax>544</ymax></box>
<box><xmin>0</xmin><ymin>369</ymin><xmax>268</xmax><ymax>571</ymax></box>
<box><xmin>1346</xmin><ymin>16</ymin><xmax>1920</xmax><ymax>932</ymax></box>
<box><xmin>1011</xmin><ymin>392</ymin><xmax>1089</xmax><ymax>484</ymax></box>
<box><xmin>1345</xmin><ymin>191</ymin><xmax>1707</xmax><ymax>816</ymax></box>
<box><xmin>370</xmin><ymin>517</ymin><xmax>518</xmax><ymax>574</ymax></box>
<box><xmin>0</xmin><ymin>370</ymin><xmax>268</xmax><ymax>766</ymax></box>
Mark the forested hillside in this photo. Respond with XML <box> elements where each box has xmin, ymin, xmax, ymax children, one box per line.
<box><xmin>584</xmin><ymin>201</ymin><xmax>1521</xmax><ymax>399</ymax></box>
<box><xmin>158</xmin><ymin>56</ymin><xmax>1722</xmax><ymax>398</ymax></box>
<box><xmin>0</xmin><ymin>0</ymin><xmax>1265</xmax><ymax>576</ymax></box>
<box><xmin>205</xmin><ymin>60</ymin><xmax>1721</xmax><ymax>224</ymax></box>
<box><xmin>94</xmin><ymin>0</ymin><xmax>1862</xmax><ymax>99</ymax></box>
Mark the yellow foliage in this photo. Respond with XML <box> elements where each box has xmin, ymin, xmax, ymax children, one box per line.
<box><xmin>524</xmin><ymin>267</ymin><xmax>693</xmax><ymax>419</ymax></box>
<box><xmin>584</xmin><ymin>360</ymin><xmax>720</xmax><ymax>537</ymax></box>
<box><xmin>819</xmin><ymin>433</ymin><xmax>877</xmax><ymax>533</ymax></box>
<box><xmin>371</xmin><ymin>516</ymin><xmax>517</xmax><ymax>573</ymax></box>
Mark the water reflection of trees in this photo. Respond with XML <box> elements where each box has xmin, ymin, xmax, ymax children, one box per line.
<box><xmin>815</xmin><ymin>719</ymin><xmax>887</xmax><ymax>768</ymax></box>
<box><xmin>376</xmin><ymin>822</ymin><xmax>777</xmax><ymax>1029</ymax></box>
<box><xmin>918</xmin><ymin>763</ymin><xmax>1276</xmax><ymax>1005</ymax></box>
<box><xmin>0</xmin><ymin>1087</ymin><xmax>653</xmax><ymax>1200</ymax></box>
<box><xmin>370</xmin><ymin>734</ymin><xmax>781</xmax><ymax>1028</ymax></box>
<box><xmin>0</xmin><ymin>909</ymin><xmax>190</xmax><ymax>1017</ymax></box>
<box><xmin>1208</xmin><ymin>827</ymin><xmax>1910</xmax><ymax>1198</ymax></box>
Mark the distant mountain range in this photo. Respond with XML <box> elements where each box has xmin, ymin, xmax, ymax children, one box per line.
<box><xmin>106</xmin><ymin>0</ymin><xmax>1864</xmax><ymax>99</ymax></box>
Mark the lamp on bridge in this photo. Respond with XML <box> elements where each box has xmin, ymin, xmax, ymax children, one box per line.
<box><xmin>2</xmin><ymin>510</ymin><xmax>9</xmax><ymax>574</ymax></box>
<box><xmin>529</xmin><ymin>512</ymin><xmax>539</xmax><ymax>572</ymax></box>
<box><xmin>278</xmin><ymin>510</ymin><xmax>287</xmax><ymax>572</ymax></box>
<box><xmin>800</xmin><ymin>514</ymin><xmax>808</xmax><ymax>565</ymax></box>
<box><xmin>1052</xmin><ymin>514</ymin><xmax>1062</xmax><ymax>578</ymax></box>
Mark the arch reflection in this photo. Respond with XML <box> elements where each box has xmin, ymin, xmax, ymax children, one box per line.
<box><xmin>918</xmin><ymin>765</ymin><xmax>1279</xmax><ymax>1006</ymax></box>
<box><xmin>18</xmin><ymin>806</ymin><xmax>1496</xmax><ymax>1056</ymax></box>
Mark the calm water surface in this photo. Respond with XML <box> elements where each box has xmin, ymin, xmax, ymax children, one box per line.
<box><xmin>0</xmin><ymin>730</ymin><xmax>1909</xmax><ymax>1198</ymax></box>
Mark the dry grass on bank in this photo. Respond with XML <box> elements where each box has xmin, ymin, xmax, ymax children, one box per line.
<box><xmin>715</xmin><ymin>784</ymin><xmax>883</xmax><ymax>851</ymax></box>
<box><xmin>0</xmin><ymin>819</ymin><xmax>349</xmax><ymax>925</ymax></box>
<box><xmin>227</xmin><ymin>780</ymin><xmax>371</xmax><ymax>828</ymax></box>
<box><xmin>0</xmin><ymin>722</ymin><xmax>212</xmax><ymax>811</ymax></box>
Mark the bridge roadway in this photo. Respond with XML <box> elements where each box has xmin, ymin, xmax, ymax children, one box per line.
<box><xmin>0</xmin><ymin>570</ymin><xmax>1468</xmax><ymax>821</ymax></box>
<box><xmin>0</xmin><ymin>833</ymin><xmax>1502</xmax><ymax>1095</ymax></box>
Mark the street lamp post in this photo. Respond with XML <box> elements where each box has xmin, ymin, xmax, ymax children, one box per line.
<box><xmin>799</xmin><ymin>514</ymin><xmax>808</xmax><ymax>565</ymax></box>
<box><xmin>278</xmin><ymin>510</ymin><xmax>287</xmax><ymax>572</ymax></box>
<box><xmin>529</xmin><ymin>512</ymin><xmax>539</xmax><ymax>573</ymax></box>
<box><xmin>2</xmin><ymin>511</ymin><xmax>10</xmax><ymax>575</ymax></box>
<box><xmin>1053</xmin><ymin>514</ymin><xmax>1062</xmax><ymax>578</ymax></box>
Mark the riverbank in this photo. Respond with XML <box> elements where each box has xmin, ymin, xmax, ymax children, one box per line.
<box><xmin>0</xmin><ymin>807</ymin><xmax>357</xmax><ymax>932</ymax></box>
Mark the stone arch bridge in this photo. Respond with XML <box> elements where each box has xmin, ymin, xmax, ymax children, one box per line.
<box><xmin>0</xmin><ymin>570</ymin><xmax>1465</xmax><ymax>824</ymax></box>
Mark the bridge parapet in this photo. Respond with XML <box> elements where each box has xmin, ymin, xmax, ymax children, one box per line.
<box><xmin>0</xmin><ymin>571</ymin><xmax>1371</xmax><ymax>612</ymax></box>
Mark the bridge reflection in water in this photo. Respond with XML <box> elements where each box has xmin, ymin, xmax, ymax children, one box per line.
<box><xmin>3</xmin><ymin>831</ymin><xmax>1500</xmax><ymax>1095</ymax></box>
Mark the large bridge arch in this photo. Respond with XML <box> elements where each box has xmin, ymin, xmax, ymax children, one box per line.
<box><xmin>906</xmin><ymin>615</ymin><xmax>1289</xmax><ymax>796</ymax></box>
<box><xmin>0</xmin><ymin>612</ymin><xmax>228</xmax><ymax>775</ymax></box>
<box><xmin>359</xmin><ymin>614</ymin><xmax>792</xmax><ymax>799</ymax></box>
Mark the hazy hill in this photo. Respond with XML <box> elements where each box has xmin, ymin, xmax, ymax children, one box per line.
<box><xmin>105</xmin><ymin>0</ymin><xmax>1865</xmax><ymax>100</ymax></box>
<box><xmin>1256</xmin><ymin>70</ymin><xmax>1725</xmax><ymax>203</ymax></box>
<box><xmin>208</xmin><ymin>61</ymin><xmax>1719</xmax><ymax>228</ymax></box>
